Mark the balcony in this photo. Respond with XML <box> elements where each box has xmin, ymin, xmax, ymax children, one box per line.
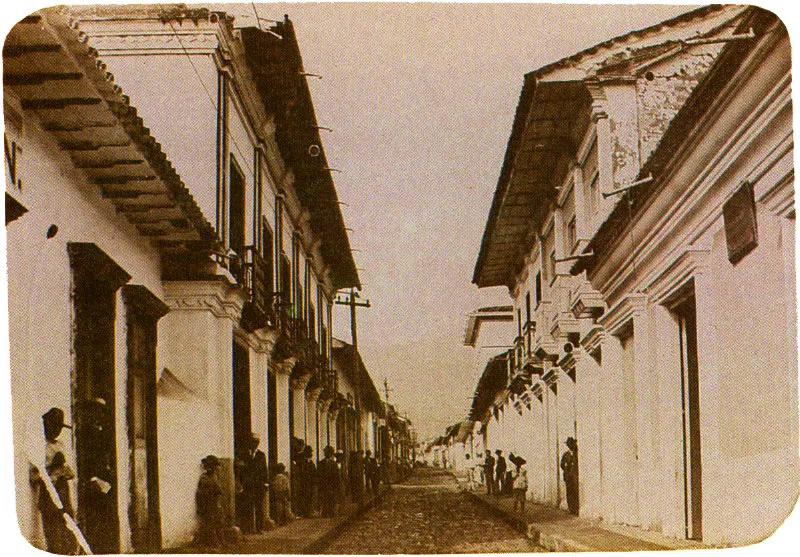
<box><xmin>236</xmin><ymin>245</ymin><xmax>275</xmax><ymax>332</ymax></box>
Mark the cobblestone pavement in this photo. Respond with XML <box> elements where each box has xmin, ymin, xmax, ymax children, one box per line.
<box><xmin>323</xmin><ymin>467</ymin><xmax>545</xmax><ymax>554</ymax></box>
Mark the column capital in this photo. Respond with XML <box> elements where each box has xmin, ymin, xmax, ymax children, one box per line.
<box><xmin>272</xmin><ymin>357</ymin><xmax>297</xmax><ymax>377</ymax></box>
<box><xmin>163</xmin><ymin>279</ymin><xmax>245</xmax><ymax>322</ymax></box>
<box><xmin>317</xmin><ymin>397</ymin><xmax>333</xmax><ymax>415</ymax></box>
<box><xmin>306</xmin><ymin>386</ymin><xmax>323</xmax><ymax>404</ymax></box>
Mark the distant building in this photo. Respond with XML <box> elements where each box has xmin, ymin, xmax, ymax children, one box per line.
<box><xmin>469</xmin><ymin>6</ymin><xmax>795</xmax><ymax>546</ymax></box>
<box><xmin>6</xmin><ymin>5</ymin><xmax>360</xmax><ymax>552</ymax></box>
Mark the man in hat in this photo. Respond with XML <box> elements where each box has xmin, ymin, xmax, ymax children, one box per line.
<box><xmin>483</xmin><ymin>449</ymin><xmax>495</xmax><ymax>495</ymax></box>
<box><xmin>316</xmin><ymin>446</ymin><xmax>339</xmax><ymax>517</ymax></box>
<box><xmin>195</xmin><ymin>455</ymin><xmax>222</xmax><ymax>547</ymax></box>
<box><xmin>297</xmin><ymin>445</ymin><xmax>316</xmax><ymax>517</ymax></box>
<box><xmin>33</xmin><ymin>407</ymin><xmax>78</xmax><ymax>554</ymax></box>
<box><xmin>243</xmin><ymin>434</ymin><xmax>269</xmax><ymax>533</ymax></box>
<box><xmin>495</xmin><ymin>449</ymin><xmax>507</xmax><ymax>496</ymax></box>
<box><xmin>561</xmin><ymin>437</ymin><xmax>579</xmax><ymax>515</ymax></box>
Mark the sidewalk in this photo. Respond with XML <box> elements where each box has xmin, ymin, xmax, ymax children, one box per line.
<box><xmin>165</xmin><ymin>488</ymin><xmax>387</xmax><ymax>554</ymax></box>
<box><xmin>454</xmin><ymin>472</ymin><xmax>708</xmax><ymax>552</ymax></box>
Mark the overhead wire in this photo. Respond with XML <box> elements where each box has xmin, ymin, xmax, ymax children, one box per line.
<box><xmin>157</xmin><ymin>5</ymin><xmax>261</xmax><ymax>179</ymax></box>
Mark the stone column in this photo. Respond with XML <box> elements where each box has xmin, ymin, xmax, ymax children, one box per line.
<box><xmin>317</xmin><ymin>396</ymin><xmax>333</xmax><ymax>450</ymax></box>
<box><xmin>272</xmin><ymin>358</ymin><xmax>296</xmax><ymax>471</ymax></box>
<box><xmin>305</xmin><ymin>387</ymin><xmax>323</xmax><ymax>460</ymax></box>
<box><xmin>158</xmin><ymin>279</ymin><xmax>244</xmax><ymax>539</ymax></box>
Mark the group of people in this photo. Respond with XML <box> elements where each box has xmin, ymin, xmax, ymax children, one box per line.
<box><xmin>462</xmin><ymin>436</ymin><xmax>579</xmax><ymax>516</ymax></box>
<box><xmin>30</xmin><ymin>406</ymin><xmax>116</xmax><ymax>555</ymax></box>
<box><xmin>195</xmin><ymin>438</ymin><xmax>385</xmax><ymax>548</ymax></box>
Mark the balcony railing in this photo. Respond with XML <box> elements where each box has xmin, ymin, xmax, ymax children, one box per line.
<box><xmin>236</xmin><ymin>245</ymin><xmax>275</xmax><ymax>331</ymax></box>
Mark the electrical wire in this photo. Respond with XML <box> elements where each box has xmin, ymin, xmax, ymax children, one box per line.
<box><xmin>158</xmin><ymin>5</ymin><xmax>259</xmax><ymax>179</ymax></box>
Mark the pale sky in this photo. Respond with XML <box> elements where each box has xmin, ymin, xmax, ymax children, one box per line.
<box><xmin>224</xmin><ymin>2</ymin><xmax>697</xmax><ymax>439</ymax></box>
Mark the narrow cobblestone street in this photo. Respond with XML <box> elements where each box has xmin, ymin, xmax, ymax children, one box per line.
<box><xmin>322</xmin><ymin>468</ymin><xmax>544</xmax><ymax>554</ymax></box>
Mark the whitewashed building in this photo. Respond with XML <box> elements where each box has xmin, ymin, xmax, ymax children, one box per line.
<box><xmin>6</xmin><ymin>5</ymin><xmax>362</xmax><ymax>552</ymax></box>
<box><xmin>470</xmin><ymin>5</ymin><xmax>795</xmax><ymax>546</ymax></box>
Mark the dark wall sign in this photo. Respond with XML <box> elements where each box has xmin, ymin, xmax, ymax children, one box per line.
<box><xmin>723</xmin><ymin>181</ymin><xmax>758</xmax><ymax>264</ymax></box>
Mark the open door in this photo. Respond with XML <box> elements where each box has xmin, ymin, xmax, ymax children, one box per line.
<box><xmin>123</xmin><ymin>286</ymin><xmax>167</xmax><ymax>552</ymax></box>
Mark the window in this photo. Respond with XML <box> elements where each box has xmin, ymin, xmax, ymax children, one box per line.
<box><xmin>535</xmin><ymin>272</ymin><xmax>542</xmax><ymax>306</ymax></box>
<box><xmin>262</xmin><ymin>221</ymin><xmax>274</xmax><ymax>294</ymax></box>
<box><xmin>588</xmin><ymin>173</ymin><xmax>600</xmax><ymax>215</ymax></box>
<box><xmin>525</xmin><ymin>291</ymin><xmax>531</xmax><ymax>324</ymax></box>
<box><xmin>542</xmin><ymin>227</ymin><xmax>555</xmax><ymax>283</ymax></box>
<box><xmin>280</xmin><ymin>253</ymin><xmax>291</xmax><ymax>312</ymax></box>
<box><xmin>229</xmin><ymin>156</ymin><xmax>246</xmax><ymax>276</ymax></box>
<box><xmin>567</xmin><ymin>216</ymin><xmax>577</xmax><ymax>252</ymax></box>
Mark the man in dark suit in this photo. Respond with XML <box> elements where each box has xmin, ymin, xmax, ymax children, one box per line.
<box><xmin>483</xmin><ymin>450</ymin><xmax>495</xmax><ymax>495</ymax></box>
<box><xmin>244</xmin><ymin>433</ymin><xmax>269</xmax><ymax>532</ymax></box>
<box><xmin>495</xmin><ymin>450</ymin><xmax>507</xmax><ymax>496</ymax></box>
<box><xmin>317</xmin><ymin>446</ymin><xmax>339</xmax><ymax>517</ymax></box>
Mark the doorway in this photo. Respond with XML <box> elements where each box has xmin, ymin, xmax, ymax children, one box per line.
<box><xmin>232</xmin><ymin>340</ymin><xmax>251</xmax><ymax>529</ymax></box>
<box><xmin>123</xmin><ymin>285</ymin><xmax>167</xmax><ymax>552</ymax></box>
<box><xmin>68</xmin><ymin>243</ymin><xmax>130</xmax><ymax>555</ymax></box>
<box><xmin>673</xmin><ymin>291</ymin><xmax>702</xmax><ymax>540</ymax></box>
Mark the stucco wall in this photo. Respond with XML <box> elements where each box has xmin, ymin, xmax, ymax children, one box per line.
<box><xmin>7</xmin><ymin>110</ymin><xmax>164</xmax><ymax>552</ymax></box>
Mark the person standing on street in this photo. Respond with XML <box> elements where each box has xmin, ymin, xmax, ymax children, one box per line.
<box><xmin>494</xmin><ymin>450</ymin><xmax>506</xmax><ymax>496</ymax></box>
<box><xmin>195</xmin><ymin>455</ymin><xmax>222</xmax><ymax>548</ymax></box>
<box><xmin>512</xmin><ymin>456</ymin><xmax>528</xmax><ymax>513</ymax></box>
<box><xmin>298</xmin><ymin>445</ymin><xmax>316</xmax><ymax>517</ymax></box>
<box><xmin>32</xmin><ymin>407</ymin><xmax>78</xmax><ymax>555</ymax></box>
<box><xmin>317</xmin><ymin>446</ymin><xmax>339</xmax><ymax>517</ymax></box>
<box><xmin>464</xmin><ymin>454</ymin><xmax>476</xmax><ymax>491</ymax></box>
<box><xmin>271</xmin><ymin>463</ymin><xmax>292</xmax><ymax>525</ymax></box>
<box><xmin>364</xmin><ymin>450</ymin><xmax>379</xmax><ymax>496</ymax></box>
<box><xmin>244</xmin><ymin>434</ymin><xmax>269</xmax><ymax>532</ymax></box>
<box><xmin>483</xmin><ymin>450</ymin><xmax>495</xmax><ymax>495</ymax></box>
<box><xmin>561</xmin><ymin>437</ymin><xmax>579</xmax><ymax>515</ymax></box>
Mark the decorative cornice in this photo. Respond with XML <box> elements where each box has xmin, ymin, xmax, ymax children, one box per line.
<box><xmin>570</xmin><ymin>280</ymin><xmax>607</xmax><ymax>320</ymax></box>
<box><xmin>598</xmin><ymin>292</ymin><xmax>647</xmax><ymax>334</ymax></box>
<box><xmin>643</xmin><ymin>248</ymin><xmax>710</xmax><ymax>305</ymax></box>
<box><xmin>550</xmin><ymin>311</ymin><xmax>580</xmax><ymax>339</ymax></box>
<box><xmin>163</xmin><ymin>279</ymin><xmax>245</xmax><ymax>322</ymax></box>
<box><xmin>84</xmin><ymin>30</ymin><xmax>219</xmax><ymax>55</ymax></box>
<box><xmin>581</xmin><ymin>324</ymin><xmax>607</xmax><ymax>354</ymax></box>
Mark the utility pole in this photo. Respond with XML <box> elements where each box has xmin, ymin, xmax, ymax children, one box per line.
<box><xmin>383</xmin><ymin>377</ymin><xmax>392</xmax><ymax>403</ymax></box>
<box><xmin>335</xmin><ymin>287</ymin><xmax>371</xmax><ymax>450</ymax></box>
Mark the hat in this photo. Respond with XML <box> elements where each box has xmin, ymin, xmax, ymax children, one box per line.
<box><xmin>201</xmin><ymin>455</ymin><xmax>220</xmax><ymax>469</ymax></box>
<box><xmin>323</xmin><ymin>445</ymin><xmax>335</xmax><ymax>457</ymax></box>
<box><xmin>42</xmin><ymin>408</ymin><xmax>71</xmax><ymax>430</ymax></box>
<box><xmin>495</xmin><ymin>449</ymin><xmax>502</xmax><ymax>455</ymax></box>
<box><xmin>566</xmin><ymin>437</ymin><xmax>577</xmax><ymax>450</ymax></box>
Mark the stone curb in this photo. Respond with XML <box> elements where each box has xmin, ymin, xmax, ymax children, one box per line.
<box><xmin>463</xmin><ymin>490</ymin><xmax>593</xmax><ymax>552</ymax></box>
<box><xmin>302</xmin><ymin>488</ymin><xmax>389</xmax><ymax>553</ymax></box>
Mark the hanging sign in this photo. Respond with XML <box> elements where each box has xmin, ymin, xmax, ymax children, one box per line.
<box><xmin>723</xmin><ymin>181</ymin><xmax>758</xmax><ymax>264</ymax></box>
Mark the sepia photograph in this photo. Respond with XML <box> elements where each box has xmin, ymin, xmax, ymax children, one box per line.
<box><xmin>2</xmin><ymin>1</ymin><xmax>798</xmax><ymax>554</ymax></box>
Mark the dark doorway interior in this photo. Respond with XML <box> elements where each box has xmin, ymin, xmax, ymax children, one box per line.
<box><xmin>674</xmin><ymin>290</ymin><xmax>703</xmax><ymax>541</ymax></box>
<box><xmin>232</xmin><ymin>340</ymin><xmax>251</xmax><ymax>528</ymax></box>
<box><xmin>68</xmin><ymin>243</ymin><xmax>131</xmax><ymax>555</ymax></box>
<box><xmin>229</xmin><ymin>156</ymin><xmax>246</xmax><ymax>276</ymax></box>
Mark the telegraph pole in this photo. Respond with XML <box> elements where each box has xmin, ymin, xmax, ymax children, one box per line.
<box><xmin>335</xmin><ymin>287</ymin><xmax>371</xmax><ymax>450</ymax></box>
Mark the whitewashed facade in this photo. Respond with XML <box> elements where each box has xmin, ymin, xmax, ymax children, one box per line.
<box><xmin>6</xmin><ymin>5</ymin><xmax>368</xmax><ymax>552</ymax></box>
<box><xmin>470</xmin><ymin>6</ymin><xmax>795</xmax><ymax>546</ymax></box>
